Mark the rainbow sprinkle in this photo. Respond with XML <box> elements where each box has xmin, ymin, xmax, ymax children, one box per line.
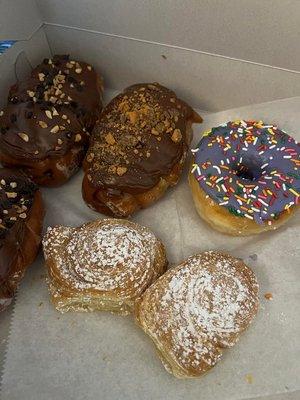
<box><xmin>191</xmin><ymin>120</ymin><xmax>300</xmax><ymax>224</ymax></box>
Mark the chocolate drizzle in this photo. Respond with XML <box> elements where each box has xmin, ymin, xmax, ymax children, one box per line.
<box><xmin>84</xmin><ymin>83</ymin><xmax>201</xmax><ymax>193</ymax></box>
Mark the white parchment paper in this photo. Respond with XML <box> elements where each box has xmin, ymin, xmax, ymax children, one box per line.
<box><xmin>1</xmin><ymin>97</ymin><xmax>300</xmax><ymax>400</ymax></box>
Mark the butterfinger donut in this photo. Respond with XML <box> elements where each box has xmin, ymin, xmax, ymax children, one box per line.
<box><xmin>0</xmin><ymin>168</ymin><xmax>44</xmax><ymax>311</ymax></box>
<box><xmin>189</xmin><ymin>120</ymin><xmax>300</xmax><ymax>235</ymax></box>
<box><xmin>135</xmin><ymin>251</ymin><xmax>259</xmax><ymax>378</ymax></box>
<box><xmin>82</xmin><ymin>83</ymin><xmax>202</xmax><ymax>217</ymax></box>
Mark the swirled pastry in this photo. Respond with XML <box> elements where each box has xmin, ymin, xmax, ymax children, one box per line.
<box><xmin>82</xmin><ymin>83</ymin><xmax>202</xmax><ymax>217</ymax></box>
<box><xmin>135</xmin><ymin>251</ymin><xmax>259</xmax><ymax>378</ymax></box>
<box><xmin>43</xmin><ymin>219</ymin><xmax>167</xmax><ymax>314</ymax></box>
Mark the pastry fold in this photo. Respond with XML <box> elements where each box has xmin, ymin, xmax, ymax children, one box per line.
<box><xmin>135</xmin><ymin>251</ymin><xmax>259</xmax><ymax>378</ymax></box>
<box><xmin>43</xmin><ymin>219</ymin><xmax>167</xmax><ymax>314</ymax></box>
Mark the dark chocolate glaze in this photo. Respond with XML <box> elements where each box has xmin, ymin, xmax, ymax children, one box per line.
<box><xmin>0</xmin><ymin>55</ymin><xmax>102</xmax><ymax>166</ymax></box>
<box><xmin>9</xmin><ymin>55</ymin><xmax>103</xmax><ymax>132</ymax></box>
<box><xmin>0</xmin><ymin>101</ymin><xmax>89</xmax><ymax>161</ymax></box>
<box><xmin>192</xmin><ymin>120</ymin><xmax>300</xmax><ymax>223</ymax></box>
<box><xmin>84</xmin><ymin>83</ymin><xmax>201</xmax><ymax>193</ymax></box>
<box><xmin>0</xmin><ymin>168</ymin><xmax>38</xmax><ymax>284</ymax></box>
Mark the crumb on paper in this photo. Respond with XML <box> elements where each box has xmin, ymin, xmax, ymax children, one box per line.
<box><xmin>161</xmin><ymin>54</ymin><xmax>167</xmax><ymax>60</ymax></box>
<box><xmin>249</xmin><ymin>254</ymin><xmax>258</xmax><ymax>261</ymax></box>
<box><xmin>102</xmin><ymin>355</ymin><xmax>111</xmax><ymax>363</ymax></box>
<box><xmin>245</xmin><ymin>374</ymin><xmax>253</xmax><ymax>384</ymax></box>
<box><xmin>264</xmin><ymin>292</ymin><xmax>273</xmax><ymax>300</ymax></box>
<box><xmin>39</xmin><ymin>302</ymin><xmax>43</xmax><ymax>307</ymax></box>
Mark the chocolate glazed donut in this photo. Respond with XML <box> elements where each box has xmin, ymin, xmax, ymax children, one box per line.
<box><xmin>0</xmin><ymin>55</ymin><xmax>103</xmax><ymax>186</ymax></box>
<box><xmin>9</xmin><ymin>55</ymin><xmax>104</xmax><ymax>133</ymax></box>
<box><xmin>82</xmin><ymin>83</ymin><xmax>202</xmax><ymax>217</ymax></box>
<box><xmin>0</xmin><ymin>101</ymin><xmax>89</xmax><ymax>187</ymax></box>
<box><xmin>0</xmin><ymin>168</ymin><xmax>44</xmax><ymax>311</ymax></box>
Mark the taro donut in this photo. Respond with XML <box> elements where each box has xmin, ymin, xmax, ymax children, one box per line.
<box><xmin>82</xmin><ymin>83</ymin><xmax>202</xmax><ymax>217</ymax></box>
<box><xmin>0</xmin><ymin>168</ymin><xmax>44</xmax><ymax>312</ymax></box>
<box><xmin>189</xmin><ymin>120</ymin><xmax>300</xmax><ymax>235</ymax></box>
<box><xmin>0</xmin><ymin>55</ymin><xmax>103</xmax><ymax>186</ymax></box>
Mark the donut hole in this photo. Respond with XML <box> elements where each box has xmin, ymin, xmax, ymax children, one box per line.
<box><xmin>233</xmin><ymin>154</ymin><xmax>263</xmax><ymax>181</ymax></box>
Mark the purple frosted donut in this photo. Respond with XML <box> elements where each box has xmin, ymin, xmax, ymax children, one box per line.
<box><xmin>191</xmin><ymin>120</ymin><xmax>300</xmax><ymax>226</ymax></box>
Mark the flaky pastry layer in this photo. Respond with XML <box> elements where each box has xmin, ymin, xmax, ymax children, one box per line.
<box><xmin>43</xmin><ymin>218</ymin><xmax>167</xmax><ymax>314</ymax></box>
<box><xmin>135</xmin><ymin>251</ymin><xmax>259</xmax><ymax>378</ymax></box>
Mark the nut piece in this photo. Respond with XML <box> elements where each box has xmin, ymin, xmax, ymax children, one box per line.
<box><xmin>45</xmin><ymin>110</ymin><xmax>52</xmax><ymax>119</ymax></box>
<box><xmin>50</xmin><ymin>125</ymin><xmax>60</xmax><ymax>134</ymax></box>
<box><xmin>6</xmin><ymin>192</ymin><xmax>17</xmax><ymax>198</ymax></box>
<box><xmin>39</xmin><ymin>121</ymin><xmax>48</xmax><ymax>128</ymax></box>
<box><xmin>75</xmin><ymin>134</ymin><xmax>82</xmax><ymax>142</ymax></box>
<box><xmin>18</xmin><ymin>132</ymin><xmax>29</xmax><ymax>142</ymax></box>
<box><xmin>87</xmin><ymin>153</ymin><xmax>94</xmax><ymax>162</ymax></box>
<box><xmin>19</xmin><ymin>213</ymin><xmax>27</xmax><ymax>219</ymax></box>
<box><xmin>116</xmin><ymin>166</ymin><xmax>127</xmax><ymax>176</ymax></box>
<box><xmin>127</xmin><ymin>111</ymin><xmax>138</xmax><ymax>125</ymax></box>
<box><xmin>171</xmin><ymin>128</ymin><xmax>182</xmax><ymax>143</ymax></box>
<box><xmin>105</xmin><ymin>133</ymin><xmax>116</xmax><ymax>145</ymax></box>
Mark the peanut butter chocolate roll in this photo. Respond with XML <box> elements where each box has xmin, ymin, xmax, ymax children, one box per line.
<box><xmin>82</xmin><ymin>83</ymin><xmax>202</xmax><ymax>217</ymax></box>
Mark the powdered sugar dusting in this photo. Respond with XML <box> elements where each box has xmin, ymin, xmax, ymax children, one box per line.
<box><xmin>43</xmin><ymin>219</ymin><xmax>165</xmax><ymax>304</ymax></box>
<box><xmin>138</xmin><ymin>251</ymin><xmax>259</xmax><ymax>376</ymax></box>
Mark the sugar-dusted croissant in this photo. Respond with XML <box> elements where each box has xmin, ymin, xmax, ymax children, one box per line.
<box><xmin>43</xmin><ymin>218</ymin><xmax>167</xmax><ymax>314</ymax></box>
<box><xmin>135</xmin><ymin>251</ymin><xmax>259</xmax><ymax>378</ymax></box>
